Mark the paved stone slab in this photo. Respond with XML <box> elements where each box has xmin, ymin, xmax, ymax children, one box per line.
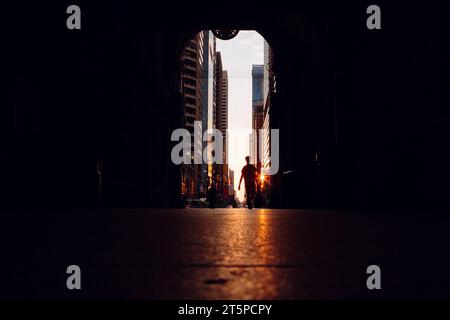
<box><xmin>2</xmin><ymin>209</ymin><xmax>449</xmax><ymax>299</ymax></box>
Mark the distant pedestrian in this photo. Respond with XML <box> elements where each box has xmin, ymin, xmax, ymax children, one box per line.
<box><xmin>207</xmin><ymin>183</ymin><xmax>217</xmax><ymax>209</ymax></box>
<box><xmin>238</xmin><ymin>156</ymin><xmax>258</xmax><ymax>209</ymax></box>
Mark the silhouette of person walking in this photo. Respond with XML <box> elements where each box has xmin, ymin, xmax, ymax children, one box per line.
<box><xmin>238</xmin><ymin>156</ymin><xmax>258</xmax><ymax>209</ymax></box>
<box><xmin>207</xmin><ymin>182</ymin><xmax>217</xmax><ymax>209</ymax></box>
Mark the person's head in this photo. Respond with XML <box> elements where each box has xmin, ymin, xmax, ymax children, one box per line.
<box><xmin>245</xmin><ymin>156</ymin><xmax>250</xmax><ymax>164</ymax></box>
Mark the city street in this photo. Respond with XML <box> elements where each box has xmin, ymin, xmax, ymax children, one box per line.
<box><xmin>2</xmin><ymin>209</ymin><xmax>450</xmax><ymax>299</ymax></box>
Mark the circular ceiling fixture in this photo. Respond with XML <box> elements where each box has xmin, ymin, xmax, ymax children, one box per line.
<box><xmin>212</xmin><ymin>30</ymin><xmax>239</xmax><ymax>40</ymax></box>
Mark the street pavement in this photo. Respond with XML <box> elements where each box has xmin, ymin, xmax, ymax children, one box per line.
<box><xmin>2</xmin><ymin>208</ymin><xmax>450</xmax><ymax>299</ymax></box>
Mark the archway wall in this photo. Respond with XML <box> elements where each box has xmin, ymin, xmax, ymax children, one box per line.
<box><xmin>326</xmin><ymin>1</ymin><xmax>448</xmax><ymax>211</ymax></box>
<box><xmin>2</xmin><ymin>2</ymin><xmax>449</xmax><ymax>210</ymax></box>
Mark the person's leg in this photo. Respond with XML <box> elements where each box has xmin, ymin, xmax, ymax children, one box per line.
<box><xmin>246</xmin><ymin>189</ymin><xmax>254</xmax><ymax>209</ymax></box>
<box><xmin>245</xmin><ymin>188</ymin><xmax>251</xmax><ymax>209</ymax></box>
<box><xmin>250</xmin><ymin>193</ymin><xmax>255</xmax><ymax>209</ymax></box>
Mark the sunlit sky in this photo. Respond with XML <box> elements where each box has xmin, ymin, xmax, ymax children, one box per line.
<box><xmin>216</xmin><ymin>31</ymin><xmax>265</xmax><ymax>201</ymax></box>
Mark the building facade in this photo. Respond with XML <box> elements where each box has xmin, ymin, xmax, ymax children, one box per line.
<box><xmin>251</xmin><ymin>65</ymin><xmax>264</xmax><ymax>168</ymax></box>
<box><xmin>251</xmin><ymin>41</ymin><xmax>274</xmax><ymax>207</ymax></box>
<box><xmin>229</xmin><ymin>169</ymin><xmax>235</xmax><ymax>203</ymax></box>
<box><xmin>180</xmin><ymin>32</ymin><xmax>205</xmax><ymax>199</ymax></box>
<box><xmin>214</xmin><ymin>52</ymin><xmax>229</xmax><ymax>204</ymax></box>
<box><xmin>201</xmin><ymin>31</ymin><xmax>216</xmax><ymax>195</ymax></box>
<box><xmin>261</xmin><ymin>40</ymin><xmax>274</xmax><ymax>205</ymax></box>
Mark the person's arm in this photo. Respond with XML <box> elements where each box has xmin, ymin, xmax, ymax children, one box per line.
<box><xmin>238</xmin><ymin>171</ymin><xmax>244</xmax><ymax>190</ymax></box>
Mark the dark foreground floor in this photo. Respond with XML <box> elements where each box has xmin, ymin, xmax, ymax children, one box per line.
<box><xmin>1</xmin><ymin>208</ymin><xmax>450</xmax><ymax>299</ymax></box>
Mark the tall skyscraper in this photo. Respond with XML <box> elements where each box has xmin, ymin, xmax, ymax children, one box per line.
<box><xmin>260</xmin><ymin>40</ymin><xmax>274</xmax><ymax>206</ymax></box>
<box><xmin>214</xmin><ymin>52</ymin><xmax>229</xmax><ymax>202</ymax></box>
<box><xmin>201</xmin><ymin>31</ymin><xmax>216</xmax><ymax>194</ymax></box>
<box><xmin>215</xmin><ymin>53</ymin><xmax>228</xmax><ymax>157</ymax></box>
<box><xmin>180</xmin><ymin>32</ymin><xmax>205</xmax><ymax>199</ymax></box>
<box><xmin>261</xmin><ymin>40</ymin><xmax>273</xmax><ymax>178</ymax></box>
<box><xmin>220</xmin><ymin>70</ymin><xmax>229</xmax><ymax>199</ymax></box>
<box><xmin>251</xmin><ymin>65</ymin><xmax>264</xmax><ymax>168</ymax></box>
